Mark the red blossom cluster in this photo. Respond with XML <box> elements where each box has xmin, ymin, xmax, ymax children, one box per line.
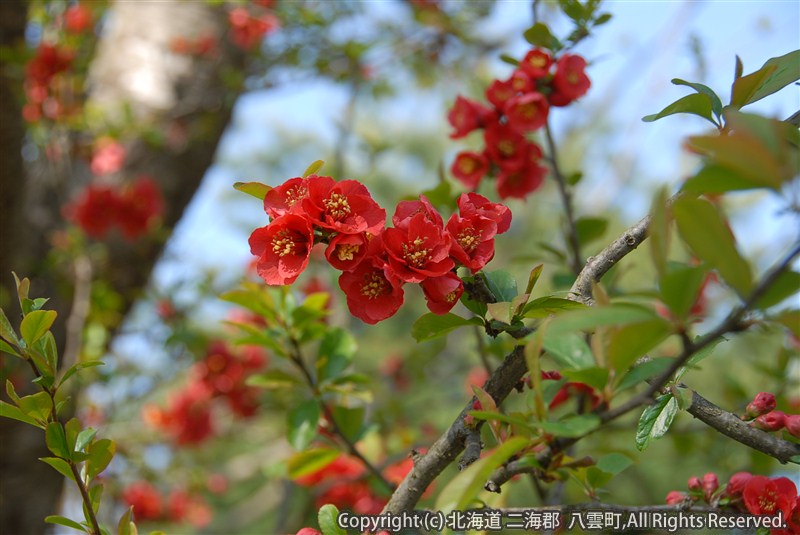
<box><xmin>293</xmin><ymin>454</ymin><xmax>418</xmax><ymax>515</ymax></box>
<box><xmin>121</xmin><ymin>481</ymin><xmax>212</xmax><ymax>528</ymax></box>
<box><xmin>169</xmin><ymin>34</ymin><xmax>219</xmax><ymax>58</ymax></box>
<box><xmin>447</xmin><ymin>48</ymin><xmax>591</xmax><ymax>200</ymax></box>
<box><xmin>249</xmin><ymin>174</ymin><xmax>512</xmax><ymax>324</ymax></box>
<box><xmin>23</xmin><ymin>43</ymin><xmax>75</xmax><ymax>122</ymax></box>
<box><xmin>227</xmin><ymin>6</ymin><xmax>279</xmax><ymax>50</ymax></box>
<box><xmin>63</xmin><ymin>3</ymin><xmax>94</xmax><ymax>34</ymax></box>
<box><xmin>142</xmin><ymin>342</ymin><xmax>266</xmax><ymax>445</ymax></box>
<box><xmin>666</xmin><ymin>472</ymin><xmax>799</xmax><ymax>534</ymax></box>
<box><xmin>742</xmin><ymin>392</ymin><xmax>800</xmax><ymax>438</ymax></box>
<box><xmin>63</xmin><ymin>176</ymin><xmax>164</xmax><ymax>240</ymax></box>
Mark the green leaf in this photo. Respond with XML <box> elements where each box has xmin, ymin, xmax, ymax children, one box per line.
<box><xmin>484</xmin><ymin>270</ymin><xmax>518</xmax><ymax>302</ymax></box>
<box><xmin>287</xmin><ymin>448</ymin><xmax>340</xmax><ymax>480</ymax></box>
<box><xmin>642</xmin><ymin>93</ymin><xmax>716</xmax><ymax>125</ymax></box>
<box><xmin>596</xmin><ymin>453</ymin><xmax>634</xmax><ymax>475</ymax></box>
<box><xmin>411</xmin><ymin>313</ymin><xmax>482</xmax><ymax>343</ymax></box>
<box><xmin>523</xmin><ymin>23</ymin><xmax>560</xmax><ymax>50</ymax></box>
<box><xmin>46</xmin><ymin>422</ymin><xmax>71</xmax><ymax>459</ymax></box>
<box><xmin>20</xmin><ymin>309</ymin><xmax>57</xmax><ymax>346</ymax></box>
<box><xmin>0</xmin><ymin>400</ymin><xmax>41</xmax><ymax>427</ymax></box>
<box><xmin>318</xmin><ymin>504</ymin><xmax>346</xmax><ymax>535</ymax></box>
<box><xmin>754</xmin><ymin>271</ymin><xmax>800</xmax><ymax>310</ymax></box>
<box><xmin>469</xmin><ymin>410</ymin><xmax>534</xmax><ymax>432</ymax></box>
<box><xmin>659</xmin><ymin>264</ymin><xmax>707</xmax><ymax>319</ymax></box>
<box><xmin>770</xmin><ymin>309</ymin><xmax>800</xmax><ymax>338</ymax></box>
<box><xmin>246</xmin><ymin>370</ymin><xmax>302</xmax><ymax>390</ymax></box>
<box><xmin>0</xmin><ymin>337</ymin><xmax>20</xmax><ymax>357</ymax></box>
<box><xmin>303</xmin><ymin>160</ymin><xmax>325</xmax><ymax>177</ymax></box>
<box><xmin>499</xmin><ymin>54</ymin><xmax>520</xmax><ymax>67</ymax></box>
<box><xmin>330</xmin><ymin>406</ymin><xmax>365</xmax><ymax>443</ymax></box>
<box><xmin>548</xmin><ymin>304</ymin><xmax>657</xmax><ymax>335</ymax></box>
<box><xmin>671</xmin><ymin>78</ymin><xmax>723</xmax><ymax>118</ymax></box>
<box><xmin>435</xmin><ymin>436</ymin><xmax>529</xmax><ymax>514</ymax></box>
<box><xmin>45</xmin><ymin>515</ymin><xmax>86</xmax><ymax>532</ymax></box>
<box><xmin>575</xmin><ymin>217</ymin><xmax>608</xmax><ymax>247</ymax></box>
<box><xmin>648</xmin><ymin>186</ymin><xmax>670</xmax><ymax>278</ymax></box>
<box><xmin>18</xmin><ymin>391</ymin><xmax>53</xmax><ymax>423</ymax></box>
<box><xmin>233</xmin><ymin>181</ymin><xmax>271</xmax><ymax>200</ymax></box>
<box><xmin>522</xmin><ymin>297</ymin><xmax>586</xmax><ymax>318</ymax></box>
<box><xmin>525</xmin><ymin>264</ymin><xmax>545</xmax><ymax>295</ymax></box>
<box><xmin>86</xmin><ymin>483</ymin><xmax>103</xmax><ymax>515</ymax></box>
<box><xmin>65</xmin><ymin>418</ymin><xmax>82</xmax><ymax>453</ymax></box>
<box><xmin>607</xmin><ymin>318</ymin><xmax>672</xmax><ymax>373</ymax></box>
<box><xmin>287</xmin><ymin>400</ymin><xmax>320</xmax><ymax>450</ymax></box>
<box><xmin>616</xmin><ymin>357</ymin><xmax>673</xmax><ymax>392</ymax></box>
<box><xmin>636</xmin><ymin>394</ymin><xmax>676</xmax><ymax>451</ymax></box>
<box><xmin>59</xmin><ymin>361</ymin><xmax>105</xmax><ymax>388</ymax></box>
<box><xmin>682</xmin><ymin>164</ymin><xmax>769</xmax><ymax>194</ymax></box>
<box><xmin>75</xmin><ymin>428</ymin><xmax>97</xmax><ymax>453</ymax></box>
<box><xmin>486</xmin><ymin>301</ymin><xmax>512</xmax><ymax>325</ymax></box>
<box><xmin>673</xmin><ymin>196</ymin><xmax>752</xmax><ymax>297</ymax></box>
<box><xmin>0</xmin><ymin>307</ymin><xmax>20</xmax><ymax>346</ymax></box>
<box><xmin>117</xmin><ymin>507</ymin><xmax>136</xmax><ymax>535</ymax></box>
<box><xmin>562</xmin><ymin>367</ymin><xmax>609</xmax><ymax>391</ymax></box>
<box><xmin>38</xmin><ymin>331</ymin><xmax>58</xmax><ymax>372</ymax></box>
<box><xmin>86</xmin><ymin>439</ymin><xmax>115</xmax><ymax>480</ymax></box>
<box><xmin>731</xmin><ymin>50</ymin><xmax>800</xmax><ymax>108</ymax></box>
<box><xmin>534</xmin><ymin>415</ymin><xmax>601</xmax><ymax>438</ymax></box>
<box><xmin>317</xmin><ymin>328</ymin><xmax>356</xmax><ymax>382</ymax></box>
<box><xmin>40</xmin><ymin>457</ymin><xmax>77</xmax><ymax>483</ymax></box>
<box><xmin>542</xmin><ymin>331</ymin><xmax>594</xmax><ymax>369</ymax></box>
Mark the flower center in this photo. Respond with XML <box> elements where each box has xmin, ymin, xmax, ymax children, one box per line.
<box><xmin>361</xmin><ymin>271</ymin><xmax>389</xmax><ymax>299</ymax></box>
<box><xmin>457</xmin><ymin>228</ymin><xmax>481</xmax><ymax>253</ymax></box>
<box><xmin>285</xmin><ymin>185</ymin><xmax>307</xmax><ymax>207</ymax></box>
<box><xmin>567</xmin><ymin>72</ymin><xmax>579</xmax><ymax>85</ymax></box>
<box><xmin>271</xmin><ymin>229</ymin><xmax>297</xmax><ymax>257</ymax></box>
<box><xmin>759</xmin><ymin>491</ymin><xmax>778</xmax><ymax>514</ymax></box>
<box><xmin>401</xmin><ymin>236</ymin><xmax>430</xmax><ymax>268</ymax></box>
<box><xmin>323</xmin><ymin>192</ymin><xmax>351</xmax><ymax>220</ymax></box>
<box><xmin>498</xmin><ymin>140</ymin><xmax>515</xmax><ymax>157</ymax></box>
<box><xmin>337</xmin><ymin>243</ymin><xmax>359</xmax><ymax>261</ymax></box>
<box><xmin>529</xmin><ymin>56</ymin><xmax>546</xmax><ymax>68</ymax></box>
<box><xmin>445</xmin><ymin>291</ymin><xmax>457</xmax><ymax>303</ymax></box>
<box><xmin>459</xmin><ymin>158</ymin><xmax>476</xmax><ymax>174</ymax></box>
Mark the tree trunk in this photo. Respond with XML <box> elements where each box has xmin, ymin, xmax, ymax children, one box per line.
<box><xmin>0</xmin><ymin>1</ymin><xmax>244</xmax><ymax>532</ymax></box>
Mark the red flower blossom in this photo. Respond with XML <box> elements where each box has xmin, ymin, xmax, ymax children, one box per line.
<box><xmin>486</xmin><ymin>78</ymin><xmax>517</xmax><ymax>110</ymax></box>
<box><xmin>519</xmin><ymin>49</ymin><xmax>553</xmax><ymax>79</ymax></box>
<box><xmin>421</xmin><ymin>273</ymin><xmax>464</xmax><ymax>315</ymax></box>
<box><xmin>497</xmin><ymin>153</ymin><xmax>548</xmax><ymax>200</ymax></box>
<box><xmin>316</xmin><ymin>481</ymin><xmax>385</xmax><ymax>515</ymax></box>
<box><xmin>122</xmin><ymin>482</ymin><xmax>162</xmax><ymax>521</ymax></box>
<box><xmin>451</xmin><ymin>151</ymin><xmax>489</xmax><ymax>189</ymax></box>
<box><xmin>484</xmin><ymin>122</ymin><xmax>528</xmax><ymax>172</ymax></box>
<box><xmin>91</xmin><ymin>138</ymin><xmax>126</xmax><ymax>176</ymax></box>
<box><xmin>549</xmin><ymin>382</ymin><xmax>603</xmax><ymax>411</ymax></box>
<box><xmin>160</xmin><ymin>383</ymin><xmax>215</xmax><ymax>445</ymax></box>
<box><xmin>117</xmin><ymin>176</ymin><xmax>164</xmax><ymax>239</ymax></box>
<box><xmin>303</xmin><ymin>176</ymin><xmax>385</xmax><ymax>235</ymax></box>
<box><xmin>228</xmin><ymin>7</ymin><xmax>279</xmax><ymax>50</ymax></box>
<box><xmin>168</xmin><ymin>489</ymin><xmax>212</xmax><ymax>528</ymax></box>
<box><xmin>446</xmin><ymin>212</ymin><xmax>497</xmax><ymax>273</ymax></box>
<box><xmin>504</xmin><ymin>92</ymin><xmax>550</xmax><ymax>134</ymax></box>
<box><xmin>64</xmin><ymin>184</ymin><xmax>120</xmax><ymax>238</ymax></box>
<box><xmin>249</xmin><ymin>214</ymin><xmax>314</xmax><ymax>285</ymax></box>
<box><xmin>392</xmin><ymin>195</ymin><xmax>444</xmax><ymax>229</ymax></box>
<box><xmin>726</xmin><ymin>472</ymin><xmax>754</xmax><ymax>498</ymax></box>
<box><xmin>447</xmin><ymin>96</ymin><xmax>493</xmax><ymax>139</ymax></box>
<box><xmin>550</xmin><ymin>54</ymin><xmax>591</xmax><ymax>106</ymax></box>
<box><xmin>509</xmin><ymin>70</ymin><xmax>533</xmax><ymax>93</ymax></box>
<box><xmin>64</xmin><ymin>3</ymin><xmax>93</xmax><ymax>33</ymax></box>
<box><xmin>26</xmin><ymin>43</ymin><xmax>73</xmax><ymax>86</ymax></box>
<box><xmin>295</xmin><ymin>455</ymin><xmax>364</xmax><ymax>487</ymax></box>
<box><xmin>665</xmin><ymin>491</ymin><xmax>687</xmax><ymax>505</ymax></box>
<box><xmin>295</xmin><ymin>529</ymin><xmax>322</xmax><ymax>535</ymax></box>
<box><xmin>384</xmin><ymin>213</ymin><xmax>453</xmax><ymax>283</ymax></box>
<box><xmin>339</xmin><ymin>258</ymin><xmax>405</xmax><ymax>324</ymax></box>
<box><xmin>457</xmin><ymin>192</ymin><xmax>512</xmax><ymax>234</ymax></box>
<box><xmin>743</xmin><ymin>476</ymin><xmax>797</xmax><ymax>518</ymax></box>
<box><xmin>325</xmin><ymin>232</ymin><xmax>369</xmax><ymax>271</ymax></box>
<box><xmin>263</xmin><ymin>176</ymin><xmax>310</xmax><ymax>218</ymax></box>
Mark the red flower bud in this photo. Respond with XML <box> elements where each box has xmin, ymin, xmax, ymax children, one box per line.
<box><xmin>745</xmin><ymin>392</ymin><xmax>777</xmax><ymax>418</ymax></box>
<box><xmin>752</xmin><ymin>410</ymin><xmax>786</xmax><ymax>432</ymax></box>
<box><xmin>666</xmin><ymin>491</ymin><xmax>687</xmax><ymax>505</ymax></box>
<box><xmin>702</xmin><ymin>473</ymin><xmax>719</xmax><ymax>501</ymax></box>
<box><xmin>725</xmin><ymin>472</ymin><xmax>753</xmax><ymax>498</ymax></box>
<box><xmin>785</xmin><ymin>414</ymin><xmax>800</xmax><ymax>438</ymax></box>
<box><xmin>688</xmin><ymin>476</ymin><xmax>702</xmax><ymax>491</ymax></box>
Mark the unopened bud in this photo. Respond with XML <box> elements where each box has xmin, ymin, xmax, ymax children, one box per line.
<box><xmin>702</xmin><ymin>473</ymin><xmax>719</xmax><ymax>501</ymax></box>
<box><xmin>752</xmin><ymin>410</ymin><xmax>785</xmax><ymax>432</ymax></box>
<box><xmin>785</xmin><ymin>414</ymin><xmax>800</xmax><ymax>438</ymax></box>
<box><xmin>687</xmin><ymin>476</ymin><xmax>702</xmax><ymax>491</ymax></box>
<box><xmin>745</xmin><ymin>392</ymin><xmax>777</xmax><ymax>418</ymax></box>
<box><xmin>725</xmin><ymin>472</ymin><xmax>753</xmax><ymax>497</ymax></box>
<box><xmin>666</xmin><ymin>491</ymin><xmax>687</xmax><ymax>505</ymax></box>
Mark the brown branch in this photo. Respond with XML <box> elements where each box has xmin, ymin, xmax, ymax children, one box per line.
<box><xmin>544</xmin><ymin>121</ymin><xmax>582</xmax><ymax>275</ymax></box>
<box><xmin>69</xmin><ymin>463</ymin><xmax>101</xmax><ymax>535</ymax></box>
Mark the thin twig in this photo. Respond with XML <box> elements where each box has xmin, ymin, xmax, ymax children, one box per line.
<box><xmin>544</xmin><ymin>121</ymin><xmax>582</xmax><ymax>275</ymax></box>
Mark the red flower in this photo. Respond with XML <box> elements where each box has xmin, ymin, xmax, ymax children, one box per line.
<box><xmin>447</xmin><ymin>96</ymin><xmax>493</xmax><ymax>139</ymax></box>
<box><xmin>497</xmin><ymin>154</ymin><xmax>548</xmax><ymax>200</ymax></box>
<box><xmin>451</xmin><ymin>151</ymin><xmax>489</xmax><ymax>189</ymax></box>
<box><xmin>316</xmin><ymin>481</ymin><xmax>385</xmax><ymax>515</ymax></box>
<box><xmin>91</xmin><ymin>138</ymin><xmax>126</xmax><ymax>176</ymax></box>
<box><xmin>508</xmin><ymin>70</ymin><xmax>533</xmax><ymax>93</ymax></box>
<box><xmin>263</xmin><ymin>176</ymin><xmax>310</xmax><ymax>218</ymax></box>
<box><xmin>338</xmin><ymin>258</ymin><xmax>405</xmax><ymax>324</ymax></box>
<box><xmin>665</xmin><ymin>491</ymin><xmax>687</xmax><ymax>505</ymax></box>
<box><xmin>486</xmin><ymin>79</ymin><xmax>517</xmax><ymax>110</ymax></box>
<box><xmin>167</xmin><ymin>489</ymin><xmax>212</xmax><ymax>528</ymax></box>
<box><xmin>295</xmin><ymin>529</ymin><xmax>322</xmax><ymax>535</ymax></box>
<box><xmin>64</xmin><ymin>3</ymin><xmax>93</xmax><ymax>33</ymax></box>
<box><xmin>549</xmin><ymin>382</ymin><xmax>603</xmax><ymax>411</ymax></box>
<box><xmin>743</xmin><ymin>476</ymin><xmax>797</xmax><ymax>518</ymax></box>
<box><xmin>446</xmin><ymin>212</ymin><xmax>497</xmax><ymax>273</ymax></box>
<box><xmin>550</xmin><ymin>54</ymin><xmax>591</xmax><ymax>106</ymax></box>
<box><xmin>26</xmin><ymin>44</ymin><xmax>73</xmax><ymax>86</ymax></box>
<box><xmin>122</xmin><ymin>482</ymin><xmax>162</xmax><ymax>521</ymax></box>
<box><xmin>384</xmin><ymin>213</ymin><xmax>453</xmax><ymax>283</ymax></box>
<box><xmin>519</xmin><ymin>49</ymin><xmax>553</xmax><ymax>79</ymax></box>
<box><xmin>457</xmin><ymin>192</ymin><xmax>512</xmax><ymax>234</ymax></box>
<box><xmin>726</xmin><ymin>472</ymin><xmax>754</xmax><ymax>498</ymax></box>
<box><xmin>160</xmin><ymin>383</ymin><xmax>215</xmax><ymax>445</ymax></box>
<box><xmin>484</xmin><ymin>122</ymin><xmax>528</xmax><ymax>172</ymax></box>
<box><xmin>117</xmin><ymin>176</ymin><xmax>164</xmax><ymax>239</ymax></box>
<box><xmin>753</xmin><ymin>410</ymin><xmax>786</xmax><ymax>432</ymax></box>
<box><xmin>228</xmin><ymin>7</ymin><xmax>279</xmax><ymax>50</ymax></box>
<box><xmin>785</xmin><ymin>414</ymin><xmax>800</xmax><ymax>438</ymax></box>
<box><xmin>325</xmin><ymin>232</ymin><xmax>369</xmax><ymax>271</ymax></box>
<box><xmin>421</xmin><ymin>273</ymin><xmax>464</xmax><ymax>315</ymax></box>
<box><xmin>303</xmin><ymin>176</ymin><xmax>385</xmax><ymax>235</ymax></box>
<box><xmin>64</xmin><ymin>184</ymin><xmax>120</xmax><ymax>238</ymax></box>
<box><xmin>294</xmin><ymin>455</ymin><xmax>364</xmax><ymax>487</ymax></box>
<box><xmin>249</xmin><ymin>214</ymin><xmax>314</xmax><ymax>285</ymax></box>
<box><xmin>702</xmin><ymin>472</ymin><xmax>719</xmax><ymax>501</ymax></box>
<box><xmin>504</xmin><ymin>92</ymin><xmax>550</xmax><ymax>134</ymax></box>
<box><xmin>392</xmin><ymin>195</ymin><xmax>444</xmax><ymax>229</ymax></box>
<box><xmin>746</xmin><ymin>392</ymin><xmax>778</xmax><ymax>418</ymax></box>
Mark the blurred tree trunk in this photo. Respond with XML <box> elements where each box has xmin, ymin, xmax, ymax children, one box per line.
<box><xmin>0</xmin><ymin>1</ymin><xmax>244</xmax><ymax>532</ymax></box>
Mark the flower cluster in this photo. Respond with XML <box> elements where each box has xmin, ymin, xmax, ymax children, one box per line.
<box><xmin>62</xmin><ymin>3</ymin><xmax>94</xmax><ymax>34</ymax></box>
<box><xmin>249</xmin><ymin>174</ymin><xmax>511</xmax><ymax>324</ymax></box>
<box><xmin>121</xmin><ymin>481</ymin><xmax>212</xmax><ymax>528</ymax></box>
<box><xmin>142</xmin><ymin>342</ymin><xmax>266</xmax><ymax>445</ymax></box>
<box><xmin>23</xmin><ymin>43</ymin><xmax>75</xmax><ymax>123</ymax></box>
<box><xmin>64</xmin><ymin>176</ymin><xmax>164</xmax><ymax>240</ymax></box>
<box><xmin>227</xmin><ymin>5</ymin><xmax>279</xmax><ymax>50</ymax></box>
<box><xmin>448</xmin><ymin>47</ymin><xmax>591</xmax><ymax>200</ymax></box>
<box><xmin>742</xmin><ymin>392</ymin><xmax>800</xmax><ymax>438</ymax></box>
<box><xmin>666</xmin><ymin>472</ymin><xmax>799</xmax><ymax>534</ymax></box>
